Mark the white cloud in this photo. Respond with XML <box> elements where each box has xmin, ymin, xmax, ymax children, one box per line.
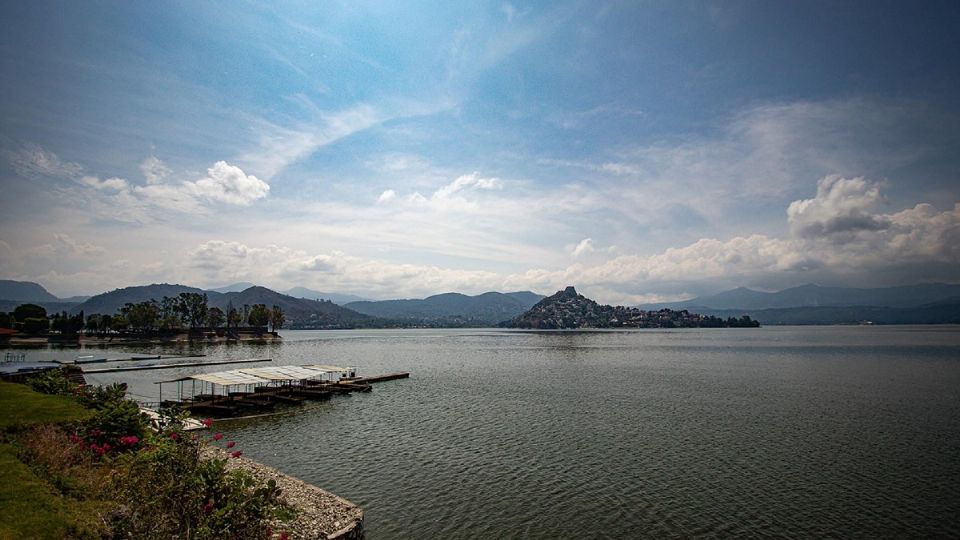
<box><xmin>505</xmin><ymin>176</ymin><xmax>960</xmax><ymax>301</ymax></box>
<box><xmin>432</xmin><ymin>172</ymin><xmax>503</xmax><ymax>200</ymax></box>
<box><xmin>572</xmin><ymin>238</ymin><xmax>594</xmax><ymax>256</ymax></box>
<box><xmin>4</xmin><ymin>143</ymin><xmax>83</xmax><ymax>179</ymax></box>
<box><xmin>80</xmin><ymin>175</ymin><xmax>128</xmax><ymax>191</ymax></box>
<box><xmin>189</xmin><ymin>240</ymin><xmax>504</xmax><ymax>298</ymax></box>
<box><xmin>377</xmin><ymin>189</ymin><xmax>397</xmax><ymax>203</ymax></box>
<box><xmin>140</xmin><ymin>155</ymin><xmax>171</xmax><ymax>185</ymax></box>
<box><xmin>188</xmin><ymin>161</ymin><xmax>269</xmax><ymax>205</ymax></box>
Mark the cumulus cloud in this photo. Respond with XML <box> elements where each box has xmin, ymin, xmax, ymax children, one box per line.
<box><xmin>188</xmin><ymin>161</ymin><xmax>270</xmax><ymax>205</ymax></box>
<box><xmin>787</xmin><ymin>175</ymin><xmax>888</xmax><ymax>239</ymax></box>
<box><xmin>3</xmin><ymin>145</ymin><xmax>270</xmax><ymax>219</ymax></box>
<box><xmin>504</xmin><ymin>176</ymin><xmax>960</xmax><ymax>301</ymax></box>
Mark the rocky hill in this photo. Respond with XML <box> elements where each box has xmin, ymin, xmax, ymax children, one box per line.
<box><xmin>503</xmin><ymin>286</ymin><xmax>758</xmax><ymax>329</ymax></box>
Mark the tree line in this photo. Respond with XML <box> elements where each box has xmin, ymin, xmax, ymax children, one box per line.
<box><xmin>0</xmin><ymin>293</ymin><xmax>285</xmax><ymax>336</ymax></box>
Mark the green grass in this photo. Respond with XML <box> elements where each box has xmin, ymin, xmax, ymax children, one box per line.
<box><xmin>0</xmin><ymin>443</ymin><xmax>71</xmax><ymax>539</ymax></box>
<box><xmin>0</xmin><ymin>382</ymin><xmax>102</xmax><ymax>539</ymax></box>
<box><xmin>0</xmin><ymin>381</ymin><xmax>91</xmax><ymax>431</ymax></box>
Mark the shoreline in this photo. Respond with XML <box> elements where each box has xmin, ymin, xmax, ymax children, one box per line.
<box><xmin>202</xmin><ymin>446</ymin><xmax>364</xmax><ymax>540</ymax></box>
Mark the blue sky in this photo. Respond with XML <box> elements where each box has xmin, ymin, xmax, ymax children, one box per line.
<box><xmin>1</xmin><ymin>1</ymin><xmax>959</xmax><ymax>302</ymax></box>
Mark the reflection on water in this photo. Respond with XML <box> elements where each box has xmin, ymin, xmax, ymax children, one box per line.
<box><xmin>10</xmin><ymin>326</ymin><xmax>960</xmax><ymax>538</ymax></box>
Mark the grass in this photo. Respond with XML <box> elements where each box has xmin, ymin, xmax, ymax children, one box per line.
<box><xmin>0</xmin><ymin>381</ymin><xmax>91</xmax><ymax>431</ymax></box>
<box><xmin>0</xmin><ymin>381</ymin><xmax>100</xmax><ymax>539</ymax></box>
<box><xmin>0</xmin><ymin>443</ymin><xmax>72</xmax><ymax>539</ymax></box>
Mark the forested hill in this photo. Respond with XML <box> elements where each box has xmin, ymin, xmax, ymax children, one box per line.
<box><xmin>70</xmin><ymin>284</ymin><xmax>372</xmax><ymax>328</ymax></box>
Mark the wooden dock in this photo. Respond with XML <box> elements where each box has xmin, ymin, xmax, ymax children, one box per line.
<box><xmin>164</xmin><ymin>371</ymin><xmax>409</xmax><ymax>418</ymax></box>
<box><xmin>350</xmin><ymin>372</ymin><xmax>410</xmax><ymax>384</ymax></box>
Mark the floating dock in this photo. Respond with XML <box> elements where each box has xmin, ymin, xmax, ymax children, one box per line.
<box><xmin>155</xmin><ymin>365</ymin><xmax>409</xmax><ymax>418</ymax></box>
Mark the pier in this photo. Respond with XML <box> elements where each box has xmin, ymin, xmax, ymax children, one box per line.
<box><xmin>156</xmin><ymin>365</ymin><xmax>409</xmax><ymax>418</ymax></box>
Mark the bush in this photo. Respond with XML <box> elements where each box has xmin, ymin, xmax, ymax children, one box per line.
<box><xmin>26</xmin><ymin>369</ymin><xmax>76</xmax><ymax>396</ymax></box>
<box><xmin>109</xmin><ymin>433</ymin><xmax>291</xmax><ymax>539</ymax></box>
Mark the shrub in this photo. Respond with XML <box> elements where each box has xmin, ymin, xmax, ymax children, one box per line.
<box><xmin>26</xmin><ymin>369</ymin><xmax>76</xmax><ymax>396</ymax></box>
<box><xmin>109</xmin><ymin>433</ymin><xmax>291</xmax><ymax>539</ymax></box>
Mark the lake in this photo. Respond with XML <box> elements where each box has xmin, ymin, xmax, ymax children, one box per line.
<box><xmin>30</xmin><ymin>326</ymin><xmax>960</xmax><ymax>537</ymax></box>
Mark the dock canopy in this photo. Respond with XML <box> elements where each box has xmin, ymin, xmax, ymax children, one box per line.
<box><xmin>158</xmin><ymin>365</ymin><xmax>353</xmax><ymax>386</ymax></box>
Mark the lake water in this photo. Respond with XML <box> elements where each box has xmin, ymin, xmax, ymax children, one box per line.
<box><xmin>23</xmin><ymin>326</ymin><xmax>960</xmax><ymax>537</ymax></box>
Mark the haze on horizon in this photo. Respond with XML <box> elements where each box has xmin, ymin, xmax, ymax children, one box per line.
<box><xmin>1</xmin><ymin>1</ymin><xmax>958</xmax><ymax>304</ymax></box>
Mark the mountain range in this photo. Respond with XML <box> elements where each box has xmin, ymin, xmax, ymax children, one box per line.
<box><xmin>639</xmin><ymin>283</ymin><xmax>960</xmax><ymax>311</ymax></box>
<box><xmin>2</xmin><ymin>279</ymin><xmax>959</xmax><ymax>326</ymax></box>
<box><xmin>210</xmin><ymin>282</ymin><xmax>369</xmax><ymax>305</ymax></box>
<box><xmin>344</xmin><ymin>291</ymin><xmax>543</xmax><ymax>325</ymax></box>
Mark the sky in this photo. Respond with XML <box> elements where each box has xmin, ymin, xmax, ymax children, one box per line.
<box><xmin>1</xmin><ymin>1</ymin><xmax>959</xmax><ymax>303</ymax></box>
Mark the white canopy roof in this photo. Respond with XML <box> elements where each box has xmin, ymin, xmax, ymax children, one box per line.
<box><xmin>190</xmin><ymin>370</ymin><xmax>272</xmax><ymax>386</ymax></box>
<box><xmin>158</xmin><ymin>364</ymin><xmax>352</xmax><ymax>386</ymax></box>
<box><xmin>240</xmin><ymin>366</ymin><xmax>328</xmax><ymax>381</ymax></box>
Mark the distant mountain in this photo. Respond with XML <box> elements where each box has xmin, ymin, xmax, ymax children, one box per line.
<box><xmin>0</xmin><ymin>279</ymin><xmax>60</xmax><ymax>302</ymax></box>
<box><xmin>345</xmin><ymin>290</ymin><xmax>544</xmax><ymax>325</ymax></box>
<box><xmin>70</xmin><ymin>283</ymin><xmax>374</xmax><ymax>328</ymax></box>
<box><xmin>209</xmin><ymin>282</ymin><xmax>256</xmax><ymax>293</ymax></box>
<box><xmin>285</xmin><ymin>287</ymin><xmax>369</xmax><ymax>305</ymax></box>
<box><xmin>503</xmin><ymin>286</ymin><xmax>758</xmax><ymax>329</ymax></box>
<box><xmin>641</xmin><ymin>283</ymin><xmax>960</xmax><ymax>311</ymax></box>
<box><xmin>696</xmin><ymin>298</ymin><xmax>960</xmax><ymax>325</ymax></box>
<box><xmin>216</xmin><ymin>286</ymin><xmax>372</xmax><ymax>327</ymax></box>
<box><xmin>59</xmin><ymin>295</ymin><xmax>90</xmax><ymax>303</ymax></box>
<box><xmin>73</xmin><ymin>284</ymin><xmax>209</xmax><ymax>315</ymax></box>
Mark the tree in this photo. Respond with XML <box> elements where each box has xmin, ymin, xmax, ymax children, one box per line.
<box><xmin>13</xmin><ymin>303</ymin><xmax>46</xmax><ymax>321</ymax></box>
<box><xmin>177</xmin><ymin>293</ymin><xmax>208</xmax><ymax>330</ymax></box>
<box><xmin>208</xmin><ymin>307</ymin><xmax>225</xmax><ymax>329</ymax></box>
<box><xmin>125</xmin><ymin>302</ymin><xmax>158</xmax><ymax>333</ymax></box>
<box><xmin>0</xmin><ymin>312</ymin><xmax>12</xmax><ymax>329</ymax></box>
<box><xmin>269</xmin><ymin>305</ymin><xmax>285</xmax><ymax>333</ymax></box>
<box><xmin>248</xmin><ymin>304</ymin><xmax>270</xmax><ymax>330</ymax></box>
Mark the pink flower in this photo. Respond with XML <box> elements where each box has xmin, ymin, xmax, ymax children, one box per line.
<box><xmin>202</xmin><ymin>418</ymin><xmax>214</xmax><ymax>427</ymax></box>
<box><xmin>279</xmin><ymin>532</ymin><xmax>290</xmax><ymax>540</ymax></box>
<box><xmin>119</xmin><ymin>435</ymin><xmax>139</xmax><ymax>446</ymax></box>
<box><xmin>168</xmin><ymin>432</ymin><xmax>179</xmax><ymax>440</ymax></box>
<box><xmin>225</xmin><ymin>441</ymin><xmax>236</xmax><ymax>449</ymax></box>
<box><xmin>212</xmin><ymin>433</ymin><xmax>224</xmax><ymax>441</ymax></box>
<box><xmin>202</xmin><ymin>501</ymin><xmax>214</xmax><ymax>515</ymax></box>
<box><xmin>69</xmin><ymin>433</ymin><xmax>81</xmax><ymax>444</ymax></box>
<box><xmin>230</xmin><ymin>450</ymin><xmax>242</xmax><ymax>458</ymax></box>
<box><xmin>90</xmin><ymin>428</ymin><xmax>102</xmax><ymax>437</ymax></box>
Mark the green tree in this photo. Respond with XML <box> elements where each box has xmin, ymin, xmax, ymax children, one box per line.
<box><xmin>248</xmin><ymin>304</ymin><xmax>270</xmax><ymax>329</ymax></box>
<box><xmin>13</xmin><ymin>303</ymin><xmax>46</xmax><ymax>321</ymax></box>
<box><xmin>207</xmin><ymin>306</ymin><xmax>225</xmax><ymax>328</ymax></box>
<box><xmin>269</xmin><ymin>305</ymin><xmax>285</xmax><ymax>333</ymax></box>
<box><xmin>177</xmin><ymin>293</ymin><xmax>208</xmax><ymax>330</ymax></box>
<box><xmin>0</xmin><ymin>312</ymin><xmax>11</xmax><ymax>328</ymax></box>
<box><xmin>124</xmin><ymin>301</ymin><xmax>159</xmax><ymax>333</ymax></box>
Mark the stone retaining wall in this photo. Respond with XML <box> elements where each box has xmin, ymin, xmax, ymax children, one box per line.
<box><xmin>202</xmin><ymin>447</ymin><xmax>364</xmax><ymax>539</ymax></box>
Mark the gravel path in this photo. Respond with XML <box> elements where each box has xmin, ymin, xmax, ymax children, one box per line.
<box><xmin>202</xmin><ymin>446</ymin><xmax>364</xmax><ymax>539</ymax></box>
